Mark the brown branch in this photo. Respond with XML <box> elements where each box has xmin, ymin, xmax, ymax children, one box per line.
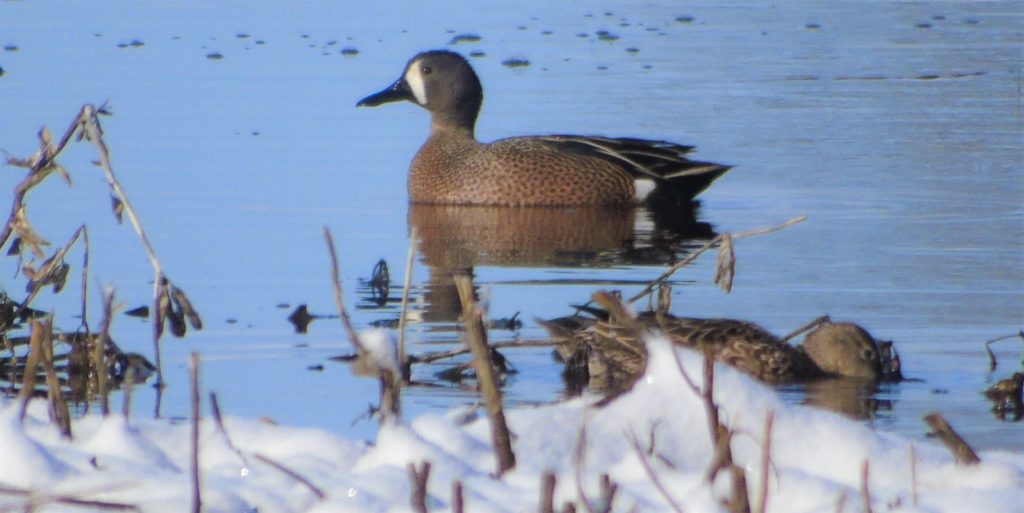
<box><xmin>780</xmin><ymin>316</ymin><xmax>832</xmax><ymax>344</ymax></box>
<box><xmin>39</xmin><ymin>319</ymin><xmax>71</xmax><ymax>438</ymax></box>
<box><xmin>624</xmin><ymin>430</ymin><xmax>686</xmax><ymax>513</ymax></box>
<box><xmin>451</xmin><ymin>480</ymin><xmax>464</xmax><ymax>513</ymax></box>
<box><xmin>94</xmin><ymin>288</ymin><xmax>115</xmax><ymax>416</ymax></box>
<box><xmin>254</xmin><ymin>453</ymin><xmax>326</xmax><ymax>500</ymax></box>
<box><xmin>322</xmin><ymin>227</ymin><xmax>364</xmax><ymax>353</ymax></box>
<box><xmin>923</xmin><ymin>413</ymin><xmax>980</xmax><ymax>465</ymax></box>
<box><xmin>0</xmin><ymin>484</ymin><xmax>139</xmax><ymax>511</ymax></box>
<box><xmin>17</xmin><ymin>320</ymin><xmax>44</xmax><ymax>423</ymax></box>
<box><xmin>859</xmin><ymin>460</ymin><xmax>873</xmax><ymax>513</ymax></box>
<box><xmin>453</xmin><ymin>273</ymin><xmax>515</xmax><ymax>476</ymax></box>
<box><xmin>984</xmin><ymin>331</ymin><xmax>1024</xmax><ymax>372</ymax></box>
<box><xmin>540</xmin><ymin>472</ymin><xmax>557</xmax><ymax>513</ymax></box>
<box><xmin>407</xmin><ymin>461</ymin><xmax>431</xmax><ymax>513</ymax></box>
<box><xmin>628</xmin><ymin>216</ymin><xmax>806</xmax><ymax>305</ymax></box>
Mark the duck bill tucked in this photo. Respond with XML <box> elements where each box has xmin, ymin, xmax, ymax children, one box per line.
<box><xmin>356</xmin><ymin>78</ymin><xmax>412</xmax><ymax>107</ymax></box>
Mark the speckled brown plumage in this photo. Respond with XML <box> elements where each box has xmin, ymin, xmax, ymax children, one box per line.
<box><xmin>543</xmin><ymin>310</ymin><xmax>887</xmax><ymax>392</ymax></box>
<box><xmin>358</xmin><ymin>50</ymin><xmax>731</xmax><ymax>206</ymax></box>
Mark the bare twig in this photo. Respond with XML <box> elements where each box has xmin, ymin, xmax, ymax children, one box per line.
<box><xmin>17</xmin><ymin>320</ymin><xmax>44</xmax><ymax>423</ymax></box>
<box><xmin>452</xmin><ymin>480</ymin><xmax>464</xmax><ymax>513</ymax></box>
<box><xmin>408</xmin><ymin>461</ymin><xmax>431</xmax><ymax>513</ymax></box>
<box><xmin>541</xmin><ymin>472</ymin><xmax>557</xmax><ymax>513</ymax></box>
<box><xmin>254</xmin><ymin>453</ymin><xmax>325</xmax><ymax>500</ymax></box>
<box><xmin>859</xmin><ymin>460</ymin><xmax>873</xmax><ymax>513</ymax></box>
<box><xmin>628</xmin><ymin>216</ymin><xmax>806</xmax><ymax>304</ymax></box>
<box><xmin>0</xmin><ymin>485</ymin><xmax>139</xmax><ymax>511</ymax></box>
<box><xmin>453</xmin><ymin>273</ymin><xmax>515</xmax><ymax>476</ymax></box>
<box><xmin>322</xmin><ymin>227</ymin><xmax>364</xmax><ymax>353</ymax></box>
<box><xmin>398</xmin><ymin>228</ymin><xmax>418</xmax><ymax>376</ymax></box>
<box><xmin>755</xmin><ymin>411</ymin><xmax>774</xmax><ymax>513</ymax></box>
<box><xmin>210</xmin><ymin>392</ymin><xmax>250</xmax><ymax>469</ymax></box>
<box><xmin>923</xmin><ymin>413</ymin><xmax>980</xmax><ymax>465</ymax></box>
<box><xmin>729</xmin><ymin>465</ymin><xmax>751</xmax><ymax>513</ymax></box>
<box><xmin>94</xmin><ymin>288</ymin><xmax>116</xmax><ymax>416</ymax></box>
<box><xmin>625</xmin><ymin>430</ymin><xmax>686</xmax><ymax>513</ymax></box>
<box><xmin>984</xmin><ymin>331</ymin><xmax>1024</xmax><ymax>371</ymax></box>
<box><xmin>39</xmin><ymin>319</ymin><xmax>72</xmax><ymax>438</ymax></box>
<box><xmin>780</xmin><ymin>316</ymin><xmax>832</xmax><ymax>344</ymax></box>
<box><xmin>189</xmin><ymin>352</ymin><xmax>202</xmax><ymax>513</ymax></box>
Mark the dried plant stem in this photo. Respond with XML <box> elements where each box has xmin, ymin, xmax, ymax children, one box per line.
<box><xmin>984</xmin><ymin>331</ymin><xmax>1024</xmax><ymax>371</ymax></box>
<box><xmin>94</xmin><ymin>288</ymin><xmax>116</xmax><ymax>416</ymax></box>
<box><xmin>452</xmin><ymin>480</ymin><xmax>464</xmax><ymax>513</ymax></box>
<box><xmin>628</xmin><ymin>216</ymin><xmax>806</xmax><ymax>304</ymax></box>
<box><xmin>322</xmin><ymin>227</ymin><xmax>364</xmax><ymax>353</ymax></box>
<box><xmin>398</xmin><ymin>228</ymin><xmax>417</xmax><ymax>374</ymax></box>
<box><xmin>78</xmin><ymin>227</ymin><xmax>91</xmax><ymax>335</ymax></box>
<box><xmin>408</xmin><ymin>339</ymin><xmax>557</xmax><ymax>365</ymax></box>
<box><xmin>39</xmin><ymin>320</ymin><xmax>71</xmax><ymax>438</ymax></box>
<box><xmin>254</xmin><ymin>453</ymin><xmax>325</xmax><ymax>500</ymax></box>
<box><xmin>17</xmin><ymin>320</ymin><xmax>45</xmax><ymax>423</ymax></box>
<box><xmin>859</xmin><ymin>460</ymin><xmax>873</xmax><ymax>513</ymax></box>
<box><xmin>625</xmin><ymin>431</ymin><xmax>686</xmax><ymax>513</ymax></box>
<box><xmin>780</xmin><ymin>315</ymin><xmax>832</xmax><ymax>344</ymax></box>
<box><xmin>755</xmin><ymin>411</ymin><xmax>774</xmax><ymax>513</ymax></box>
<box><xmin>923</xmin><ymin>413</ymin><xmax>980</xmax><ymax>465</ymax></box>
<box><xmin>453</xmin><ymin>273</ymin><xmax>516</xmax><ymax>476</ymax></box>
<box><xmin>541</xmin><ymin>472</ymin><xmax>557</xmax><ymax>513</ymax></box>
<box><xmin>407</xmin><ymin>461</ymin><xmax>431</xmax><ymax>513</ymax></box>
<box><xmin>189</xmin><ymin>352</ymin><xmax>202</xmax><ymax>513</ymax></box>
<box><xmin>121</xmin><ymin>364</ymin><xmax>134</xmax><ymax>419</ymax></box>
<box><xmin>909</xmin><ymin>442</ymin><xmax>918</xmax><ymax>507</ymax></box>
<box><xmin>0</xmin><ymin>485</ymin><xmax>139</xmax><ymax>511</ymax></box>
<box><xmin>210</xmin><ymin>392</ymin><xmax>251</xmax><ymax>469</ymax></box>
<box><xmin>16</xmin><ymin>225</ymin><xmax>85</xmax><ymax>319</ymax></box>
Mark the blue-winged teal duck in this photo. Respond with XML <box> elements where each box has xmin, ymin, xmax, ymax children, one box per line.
<box><xmin>357</xmin><ymin>50</ymin><xmax>731</xmax><ymax>207</ymax></box>
<box><xmin>543</xmin><ymin>306</ymin><xmax>891</xmax><ymax>390</ymax></box>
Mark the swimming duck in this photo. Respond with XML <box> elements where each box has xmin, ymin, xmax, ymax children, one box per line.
<box><xmin>357</xmin><ymin>50</ymin><xmax>731</xmax><ymax>207</ymax></box>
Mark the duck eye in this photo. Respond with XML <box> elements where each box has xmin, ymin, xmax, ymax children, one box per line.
<box><xmin>421</xmin><ymin>65</ymin><xmax>433</xmax><ymax>75</ymax></box>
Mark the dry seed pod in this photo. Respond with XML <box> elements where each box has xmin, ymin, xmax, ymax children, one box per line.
<box><xmin>171</xmin><ymin>285</ymin><xmax>202</xmax><ymax>331</ymax></box>
<box><xmin>155</xmin><ymin>282</ymin><xmax>171</xmax><ymax>340</ymax></box>
<box><xmin>110</xmin><ymin>194</ymin><xmax>124</xmax><ymax>224</ymax></box>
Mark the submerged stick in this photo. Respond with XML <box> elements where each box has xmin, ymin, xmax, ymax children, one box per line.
<box><xmin>923</xmin><ymin>413</ymin><xmax>980</xmax><ymax>465</ymax></box>
<box><xmin>453</xmin><ymin>273</ymin><xmax>515</xmax><ymax>476</ymax></box>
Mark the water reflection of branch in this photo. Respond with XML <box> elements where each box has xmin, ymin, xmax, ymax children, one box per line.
<box><xmin>628</xmin><ymin>215</ymin><xmax>806</xmax><ymax>305</ymax></box>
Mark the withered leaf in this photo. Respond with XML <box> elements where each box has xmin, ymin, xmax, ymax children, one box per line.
<box><xmin>6</xmin><ymin>237</ymin><xmax>22</xmax><ymax>256</ymax></box>
<box><xmin>110</xmin><ymin>194</ymin><xmax>124</xmax><ymax>224</ymax></box>
<box><xmin>714</xmin><ymin>233</ymin><xmax>735</xmax><ymax>294</ymax></box>
<box><xmin>170</xmin><ymin>285</ymin><xmax>202</xmax><ymax>331</ymax></box>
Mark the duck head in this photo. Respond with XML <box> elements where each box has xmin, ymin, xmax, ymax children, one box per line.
<box><xmin>357</xmin><ymin>50</ymin><xmax>483</xmax><ymax>134</ymax></box>
<box><xmin>803</xmin><ymin>322</ymin><xmax>883</xmax><ymax>381</ymax></box>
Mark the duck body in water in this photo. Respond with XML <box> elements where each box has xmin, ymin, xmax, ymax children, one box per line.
<box><xmin>357</xmin><ymin>50</ymin><xmax>730</xmax><ymax>207</ymax></box>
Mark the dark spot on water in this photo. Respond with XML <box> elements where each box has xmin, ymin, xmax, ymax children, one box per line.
<box><xmin>276</xmin><ymin>303</ymin><xmax>290</xmax><ymax>309</ymax></box>
<box><xmin>255</xmin><ymin>39</ymin><xmax>266</xmax><ymax>45</ymax></box>
<box><xmin>469</xmin><ymin>50</ymin><xmax>486</xmax><ymax>58</ymax></box>
<box><xmin>301</xmin><ymin>34</ymin><xmax>310</xmax><ymax>38</ymax></box>
<box><xmin>206</xmin><ymin>52</ymin><xmax>224</xmax><ymax>60</ymax></box>
<box><xmin>931</xmin><ymin>388</ymin><xmax>950</xmax><ymax>395</ymax></box>
<box><xmin>604</xmin><ymin>11</ymin><xmax>613</xmax><ymax>17</ymax></box>
<box><xmin>675</xmin><ymin>15</ymin><xmax>694</xmax><ymax>24</ymax></box>
<box><xmin>94</xmin><ymin>33</ymin><xmax>102</xmax><ymax>38</ymax></box>
<box><xmin>370</xmin><ymin>318</ymin><xmax>400</xmax><ymax>329</ymax></box>
<box><xmin>0</xmin><ymin>66</ymin><xmax>4</xmax><ymax>78</ymax></box>
<box><xmin>963</xmin><ymin>18</ymin><xmax>979</xmax><ymax>25</ymax></box>
<box><xmin>646</xmin><ymin>27</ymin><xmax>659</xmax><ymax>32</ymax></box>
<box><xmin>288</xmin><ymin>304</ymin><xmax>313</xmax><ymax>334</ymax></box>
<box><xmin>584</xmin><ymin>13</ymin><xmax>593</xmax><ymax>18</ymax></box>
<box><xmin>251</xmin><ymin>131</ymin><xmax>260</xmax><ymax>136</ymax></box>
<box><xmin>625</xmin><ymin>47</ymin><xmax>639</xmax><ymax>54</ymax></box>
<box><xmin>307</xmin><ymin>364</ymin><xmax>324</xmax><ymax>372</ymax></box>
<box><xmin>502</xmin><ymin>58</ymin><xmax>530</xmax><ymax>68</ymax></box>
<box><xmin>340</xmin><ymin>47</ymin><xmax>359</xmax><ymax>56</ymax></box>
<box><xmin>596</xmin><ymin>30</ymin><xmax>619</xmax><ymax>42</ymax></box>
<box><xmin>125</xmin><ymin>305</ymin><xmax>150</xmax><ymax>318</ymax></box>
<box><xmin>448</xmin><ymin>33</ymin><xmax>482</xmax><ymax>45</ymax></box>
<box><xmin>915</xmin><ymin>23</ymin><xmax>932</xmax><ymax>29</ymax></box>
<box><xmin>226</xmin><ymin>318</ymin><xmax>237</xmax><ymax>324</ymax></box>
<box><xmin>446</xmin><ymin>29</ymin><xmax>455</xmax><ymax>34</ymax></box>
<box><xmin>805</xmin><ymin>23</ymin><xmax>821</xmax><ymax>30</ymax></box>
<box><xmin>619</xmin><ymin>22</ymin><xmax>630</xmax><ymax>27</ymax></box>
<box><xmin>326</xmin><ymin>40</ymin><xmax>337</xmax><ymax>46</ymax></box>
<box><xmin>932</xmin><ymin>15</ymin><xmax>946</xmax><ymax>21</ymax></box>
<box><xmin>171</xmin><ymin>35</ymin><xmax>181</xmax><ymax>40</ymax></box>
<box><xmin>236</xmin><ymin>33</ymin><xmax>250</xmax><ymax>39</ymax></box>
<box><xmin>597</xmin><ymin>65</ymin><xmax>608</xmax><ymax>70</ymax></box>
<box><xmin>517</xmin><ymin>25</ymin><xmax>527</xmax><ymax>31</ymax></box>
<box><xmin>642</xmin><ymin>64</ymin><xmax>652</xmax><ymax>69</ymax></box>
<box><xmin>915</xmin><ymin>74</ymin><xmax>940</xmax><ymax>80</ymax></box>
<box><xmin>541</xmin><ymin>30</ymin><xmax>553</xmax><ymax>35</ymax></box>
<box><xmin>3</xmin><ymin>45</ymin><xmax>18</xmax><ymax>52</ymax></box>
<box><xmin>577</xmin><ymin>32</ymin><xmax>588</xmax><ymax>38</ymax></box>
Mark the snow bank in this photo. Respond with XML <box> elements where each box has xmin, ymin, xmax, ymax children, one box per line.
<box><xmin>1</xmin><ymin>337</ymin><xmax>1021</xmax><ymax>512</ymax></box>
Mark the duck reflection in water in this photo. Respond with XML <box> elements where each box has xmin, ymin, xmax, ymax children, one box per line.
<box><xmin>408</xmin><ymin>202</ymin><xmax>716</xmax><ymax>325</ymax></box>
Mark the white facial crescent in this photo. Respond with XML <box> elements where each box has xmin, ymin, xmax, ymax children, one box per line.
<box><xmin>405</xmin><ymin>60</ymin><xmax>428</xmax><ymax>106</ymax></box>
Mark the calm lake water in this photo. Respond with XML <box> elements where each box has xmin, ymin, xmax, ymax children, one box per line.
<box><xmin>1</xmin><ymin>1</ymin><xmax>1021</xmax><ymax>451</ymax></box>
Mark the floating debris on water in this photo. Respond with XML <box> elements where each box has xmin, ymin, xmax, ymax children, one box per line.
<box><xmin>125</xmin><ymin>305</ymin><xmax>149</xmax><ymax>318</ymax></box>
<box><xmin>3</xmin><ymin>44</ymin><xmax>18</xmax><ymax>52</ymax></box>
<box><xmin>596</xmin><ymin>30</ymin><xmax>619</xmax><ymax>41</ymax></box>
<box><xmin>675</xmin><ymin>15</ymin><xmax>695</xmax><ymax>23</ymax></box>
<box><xmin>805</xmin><ymin>23</ymin><xmax>821</xmax><ymax>30</ymax></box>
<box><xmin>502</xmin><ymin>57</ymin><xmax>530</xmax><ymax>68</ymax></box>
<box><xmin>0</xmin><ymin>66</ymin><xmax>4</xmax><ymax>78</ymax></box>
<box><xmin>541</xmin><ymin>30</ymin><xmax>553</xmax><ymax>35</ymax></box>
<box><xmin>255</xmin><ymin>39</ymin><xmax>265</xmax><ymax>45</ymax></box>
<box><xmin>577</xmin><ymin>32</ymin><xmax>588</xmax><ymax>38</ymax></box>
<box><xmin>469</xmin><ymin>50</ymin><xmax>486</xmax><ymax>58</ymax></box>
<box><xmin>236</xmin><ymin>33</ymin><xmax>250</xmax><ymax>39</ymax></box>
<box><xmin>933</xmin><ymin>14</ymin><xmax>946</xmax><ymax>20</ymax></box>
<box><xmin>117</xmin><ymin>39</ymin><xmax>145</xmax><ymax>49</ymax></box>
<box><xmin>915</xmin><ymin>22</ymin><xmax>932</xmax><ymax>29</ymax></box>
<box><xmin>625</xmin><ymin>47</ymin><xmax>639</xmax><ymax>54</ymax></box>
<box><xmin>449</xmin><ymin>33</ymin><xmax>481</xmax><ymax>45</ymax></box>
<box><xmin>206</xmin><ymin>51</ymin><xmax>224</xmax><ymax>60</ymax></box>
<box><xmin>340</xmin><ymin>47</ymin><xmax>359</xmax><ymax>56</ymax></box>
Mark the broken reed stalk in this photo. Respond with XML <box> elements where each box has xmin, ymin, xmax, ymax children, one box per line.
<box><xmin>39</xmin><ymin>320</ymin><xmax>72</xmax><ymax>438</ymax></box>
<box><xmin>452</xmin><ymin>480</ymin><xmax>464</xmax><ymax>513</ymax></box>
<box><xmin>121</xmin><ymin>363</ymin><xmax>134</xmax><ymax>418</ymax></box>
<box><xmin>597</xmin><ymin>474</ymin><xmax>618</xmax><ymax>513</ymax></box>
<box><xmin>922</xmin><ymin>413</ymin><xmax>980</xmax><ymax>465</ymax></box>
<box><xmin>408</xmin><ymin>339</ymin><xmax>558</xmax><ymax>365</ymax></box>
<box><xmin>453</xmin><ymin>272</ymin><xmax>516</xmax><ymax>476</ymax></box>
<box><xmin>17</xmin><ymin>320</ymin><xmax>45</xmax><ymax>423</ymax></box>
<box><xmin>627</xmin><ymin>215</ymin><xmax>806</xmax><ymax>305</ymax></box>
<box><xmin>0</xmin><ymin>485</ymin><xmax>140</xmax><ymax>512</ymax></box>
<box><xmin>984</xmin><ymin>331</ymin><xmax>1024</xmax><ymax>371</ymax></box>
<box><xmin>15</xmin><ymin>225</ymin><xmax>85</xmax><ymax>320</ymax></box>
<box><xmin>398</xmin><ymin>227</ymin><xmax>417</xmax><ymax>375</ymax></box>
<box><xmin>730</xmin><ymin>465</ymin><xmax>752</xmax><ymax>513</ymax></box>
<box><xmin>407</xmin><ymin>461</ymin><xmax>431</xmax><ymax>513</ymax></box>
<box><xmin>909</xmin><ymin>442</ymin><xmax>918</xmax><ymax>508</ymax></box>
<box><xmin>859</xmin><ymin>460</ymin><xmax>873</xmax><ymax>513</ymax></box>
<box><xmin>94</xmin><ymin>288</ymin><xmax>116</xmax><ymax>416</ymax></box>
<box><xmin>540</xmin><ymin>472</ymin><xmax>557</xmax><ymax>513</ymax></box>
<box><xmin>321</xmin><ymin>228</ymin><xmax>364</xmax><ymax>352</ymax></box>
<box><xmin>78</xmin><ymin>227</ymin><xmax>91</xmax><ymax>335</ymax></box>
<box><xmin>189</xmin><ymin>352</ymin><xmax>202</xmax><ymax>513</ymax></box>
<box><xmin>254</xmin><ymin>454</ymin><xmax>326</xmax><ymax>500</ymax></box>
<box><xmin>780</xmin><ymin>315</ymin><xmax>831</xmax><ymax>344</ymax></box>
<box><xmin>755</xmin><ymin>411</ymin><xmax>774</xmax><ymax>513</ymax></box>
<box><xmin>210</xmin><ymin>392</ymin><xmax>251</xmax><ymax>469</ymax></box>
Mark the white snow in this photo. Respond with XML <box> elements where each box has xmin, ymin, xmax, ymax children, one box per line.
<box><xmin>1</xmin><ymin>337</ymin><xmax>1021</xmax><ymax>513</ymax></box>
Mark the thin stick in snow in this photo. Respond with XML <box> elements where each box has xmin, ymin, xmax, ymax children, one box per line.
<box><xmin>189</xmin><ymin>352</ymin><xmax>202</xmax><ymax>513</ymax></box>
